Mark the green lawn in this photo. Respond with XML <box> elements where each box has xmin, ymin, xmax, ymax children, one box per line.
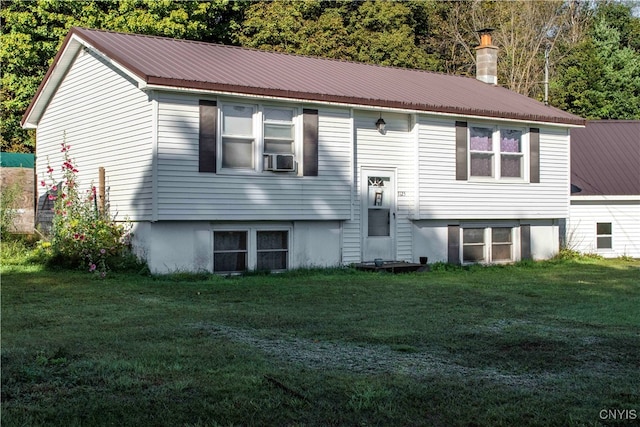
<box><xmin>2</xmin><ymin>253</ymin><xmax>639</xmax><ymax>426</ymax></box>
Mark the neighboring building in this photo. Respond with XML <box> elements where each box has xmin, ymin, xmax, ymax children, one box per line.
<box><xmin>568</xmin><ymin>121</ymin><xmax>640</xmax><ymax>258</ymax></box>
<box><xmin>22</xmin><ymin>27</ymin><xmax>584</xmax><ymax>273</ymax></box>
<box><xmin>0</xmin><ymin>152</ymin><xmax>35</xmax><ymax>234</ymax></box>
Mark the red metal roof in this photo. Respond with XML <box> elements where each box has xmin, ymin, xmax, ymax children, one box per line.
<box><xmin>24</xmin><ymin>27</ymin><xmax>585</xmax><ymax>126</ymax></box>
<box><xmin>571</xmin><ymin>121</ymin><xmax>640</xmax><ymax>196</ymax></box>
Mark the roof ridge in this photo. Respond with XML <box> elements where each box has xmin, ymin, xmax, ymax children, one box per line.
<box><xmin>71</xmin><ymin>26</ymin><xmax>473</xmax><ymax>81</ymax></box>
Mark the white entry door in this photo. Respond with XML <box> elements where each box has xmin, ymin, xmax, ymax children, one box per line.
<box><xmin>362</xmin><ymin>169</ymin><xmax>395</xmax><ymax>262</ymax></box>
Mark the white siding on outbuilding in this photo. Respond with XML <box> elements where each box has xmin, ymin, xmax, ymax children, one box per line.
<box><xmin>155</xmin><ymin>93</ymin><xmax>352</xmax><ymax>221</ymax></box>
<box><xmin>35</xmin><ymin>49</ymin><xmax>153</xmax><ymax>220</ymax></box>
<box><xmin>568</xmin><ymin>199</ymin><xmax>640</xmax><ymax>258</ymax></box>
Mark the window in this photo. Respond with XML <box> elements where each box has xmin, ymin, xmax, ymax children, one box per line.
<box><xmin>263</xmin><ymin>108</ymin><xmax>294</xmax><ymax>154</ymax></box>
<box><xmin>213</xmin><ymin>228</ymin><xmax>290</xmax><ymax>273</ymax></box>
<box><xmin>469</xmin><ymin>126</ymin><xmax>525</xmax><ymax>179</ymax></box>
<box><xmin>596</xmin><ymin>222</ymin><xmax>612</xmax><ymax>249</ymax></box>
<box><xmin>491</xmin><ymin>227</ymin><xmax>513</xmax><ymax>261</ymax></box>
<box><xmin>463</xmin><ymin>228</ymin><xmax>486</xmax><ymax>262</ymax></box>
<box><xmin>221</xmin><ymin>104</ymin><xmax>255</xmax><ymax>169</ymax></box>
<box><xmin>462</xmin><ymin>227</ymin><xmax>514</xmax><ymax>263</ymax></box>
<box><xmin>219</xmin><ymin>102</ymin><xmax>298</xmax><ymax>172</ymax></box>
<box><xmin>470</xmin><ymin>127</ymin><xmax>494</xmax><ymax>177</ymax></box>
<box><xmin>367</xmin><ymin>176</ymin><xmax>391</xmax><ymax>237</ymax></box>
<box><xmin>257</xmin><ymin>230</ymin><xmax>288</xmax><ymax>270</ymax></box>
<box><xmin>500</xmin><ymin>129</ymin><xmax>523</xmax><ymax>178</ymax></box>
<box><xmin>213</xmin><ymin>231</ymin><xmax>248</xmax><ymax>273</ymax></box>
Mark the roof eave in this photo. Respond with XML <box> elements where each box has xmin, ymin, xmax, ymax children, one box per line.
<box><xmin>21</xmin><ymin>31</ymin><xmax>81</xmax><ymax>128</ymax></box>
<box><xmin>21</xmin><ymin>27</ymin><xmax>148</xmax><ymax>129</ymax></box>
<box><xmin>145</xmin><ymin>77</ymin><xmax>586</xmax><ymax>126</ymax></box>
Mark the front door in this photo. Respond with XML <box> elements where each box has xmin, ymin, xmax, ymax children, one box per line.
<box><xmin>362</xmin><ymin>170</ymin><xmax>395</xmax><ymax>262</ymax></box>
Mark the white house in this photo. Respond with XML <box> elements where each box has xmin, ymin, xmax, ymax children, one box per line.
<box><xmin>22</xmin><ymin>27</ymin><xmax>585</xmax><ymax>273</ymax></box>
<box><xmin>568</xmin><ymin>121</ymin><xmax>640</xmax><ymax>258</ymax></box>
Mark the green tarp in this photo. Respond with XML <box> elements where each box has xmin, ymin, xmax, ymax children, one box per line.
<box><xmin>0</xmin><ymin>152</ymin><xmax>35</xmax><ymax>168</ymax></box>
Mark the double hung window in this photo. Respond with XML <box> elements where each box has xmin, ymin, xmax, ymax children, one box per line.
<box><xmin>596</xmin><ymin>222</ymin><xmax>612</xmax><ymax>249</ymax></box>
<box><xmin>263</xmin><ymin>108</ymin><xmax>294</xmax><ymax>155</ymax></box>
<box><xmin>219</xmin><ymin>102</ymin><xmax>297</xmax><ymax>172</ymax></box>
<box><xmin>469</xmin><ymin>126</ymin><xmax>525</xmax><ymax>179</ymax></box>
<box><xmin>221</xmin><ymin>104</ymin><xmax>255</xmax><ymax>169</ymax></box>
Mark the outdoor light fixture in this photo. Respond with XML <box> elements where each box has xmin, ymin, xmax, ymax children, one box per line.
<box><xmin>375</xmin><ymin>114</ymin><xmax>386</xmax><ymax>133</ymax></box>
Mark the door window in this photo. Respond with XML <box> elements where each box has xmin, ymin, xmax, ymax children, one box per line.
<box><xmin>367</xmin><ymin>176</ymin><xmax>390</xmax><ymax>237</ymax></box>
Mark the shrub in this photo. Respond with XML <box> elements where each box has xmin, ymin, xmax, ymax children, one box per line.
<box><xmin>41</xmin><ymin>142</ymin><xmax>136</xmax><ymax>276</ymax></box>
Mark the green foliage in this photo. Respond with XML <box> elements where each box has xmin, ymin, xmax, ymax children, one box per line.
<box><xmin>0</xmin><ymin>0</ymin><xmax>248</xmax><ymax>153</ymax></box>
<box><xmin>41</xmin><ymin>141</ymin><xmax>136</xmax><ymax>276</ymax></box>
<box><xmin>237</xmin><ymin>0</ymin><xmax>440</xmax><ymax>69</ymax></box>
<box><xmin>2</xmin><ymin>0</ymin><xmax>639</xmax><ymax>154</ymax></box>
<box><xmin>550</xmin><ymin>2</ymin><xmax>640</xmax><ymax>119</ymax></box>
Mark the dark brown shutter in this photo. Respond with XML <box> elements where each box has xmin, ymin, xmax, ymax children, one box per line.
<box><xmin>455</xmin><ymin>121</ymin><xmax>468</xmax><ymax>181</ymax></box>
<box><xmin>521</xmin><ymin>224</ymin><xmax>531</xmax><ymax>260</ymax></box>
<box><xmin>303</xmin><ymin>109</ymin><xmax>319</xmax><ymax>176</ymax></box>
<box><xmin>448</xmin><ymin>225</ymin><xmax>460</xmax><ymax>264</ymax></box>
<box><xmin>199</xmin><ymin>100</ymin><xmax>217</xmax><ymax>173</ymax></box>
<box><xmin>530</xmin><ymin>128</ymin><xmax>540</xmax><ymax>183</ymax></box>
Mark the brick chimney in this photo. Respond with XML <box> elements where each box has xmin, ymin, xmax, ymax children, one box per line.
<box><xmin>475</xmin><ymin>28</ymin><xmax>498</xmax><ymax>85</ymax></box>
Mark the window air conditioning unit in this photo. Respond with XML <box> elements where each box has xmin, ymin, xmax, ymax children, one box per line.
<box><xmin>264</xmin><ymin>154</ymin><xmax>296</xmax><ymax>172</ymax></box>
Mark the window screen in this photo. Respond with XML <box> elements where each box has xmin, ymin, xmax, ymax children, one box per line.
<box><xmin>214</xmin><ymin>231</ymin><xmax>248</xmax><ymax>272</ymax></box>
<box><xmin>257</xmin><ymin>230</ymin><xmax>288</xmax><ymax>270</ymax></box>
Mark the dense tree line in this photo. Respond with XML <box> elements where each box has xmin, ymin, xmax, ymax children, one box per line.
<box><xmin>2</xmin><ymin>0</ymin><xmax>639</xmax><ymax>153</ymax></box>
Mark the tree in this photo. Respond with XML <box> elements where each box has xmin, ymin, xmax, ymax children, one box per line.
<box><xmin>551</xmin><ymin>2</ymin><xmax>640</xmax><ymax>119</ymax></box>
<box><xmin>0</xmin><ymin>0</ymin><xmax>247</xmax><ymax>153</ymax></box>
<box><xmin>433</xmin><ymin>0</ymin><xmax>592</xmax><ymax>99</ymax></box>
<box><xmin>237</xmin><ymin>0</ymin><xmax>440</xmax><ymax>69</ymax></box>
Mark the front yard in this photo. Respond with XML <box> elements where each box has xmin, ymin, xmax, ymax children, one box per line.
<box><xmin>2</xmin><ymin>254</ymin><xmax>639</xmax><ymax>426</ymax></box>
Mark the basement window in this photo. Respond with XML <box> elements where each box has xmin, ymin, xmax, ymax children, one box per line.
<box><xmin>462</xmin><ymin>226</ymin><xmax>514</xmax><ymax>263</ymax></box>
<box><xmin>213</xmin><ymin>227</ymin><xmax>291</xmax><ymax>273</ymax></box>
<box><xmin>257</xmin><ymin>230</ymin><xmax>289</xmax><ymax>271</ymax></box>
<box><xmin>213</xmin><ymin>231</ymin><xmax>248</xmax><ymax>273</ymax></box>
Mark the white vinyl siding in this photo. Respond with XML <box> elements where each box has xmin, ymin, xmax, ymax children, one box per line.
<box><xmin>568</xmin><ymin>199</ymin><xmax>640</xmax><ymax>258</ymax></box>
<box><xmin>36</xmin><ymin>49</ymin><xmax>153</xmax><ymax>221</ymax></box>
<box><xmin>156</xmin><ymin>94</ymin><xmax>352</xmax><ymax>221</ymax></box>
<box><xmin>418</xmin><ymin>117</ymin><xmax>569</xmax><ymax>220</ymax></box>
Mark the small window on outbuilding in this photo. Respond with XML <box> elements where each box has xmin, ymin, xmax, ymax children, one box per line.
<box><xmin>596</xmin><ymin>222</ymin><xmax>612</xmax><ymax>249</ymax></box>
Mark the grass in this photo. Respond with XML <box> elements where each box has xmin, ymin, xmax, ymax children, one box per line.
<box><xmin>2</xmin><ymin>243</ymin><xmax>639</xmax><ymax>426</ymax></box>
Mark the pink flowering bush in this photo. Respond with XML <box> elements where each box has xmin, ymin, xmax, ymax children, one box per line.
<box><xmin>41</xmin><ymin>142</ymin><xmax>135</xmax><ymax>276</ymax></box>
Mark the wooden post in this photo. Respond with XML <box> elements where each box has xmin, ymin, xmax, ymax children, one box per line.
<box><xmin>98</xmin><ymin>167</ymin><xmax>105</xmax><ymax>215</ymax></box>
